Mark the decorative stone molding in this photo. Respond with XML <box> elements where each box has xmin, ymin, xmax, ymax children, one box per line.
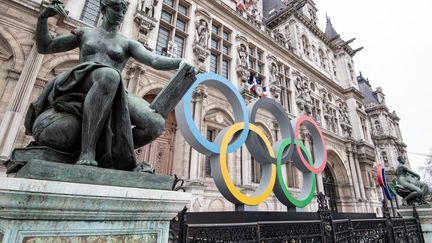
<box><xmin>236</xmin><ymin>35</ymin><xmax>250</xmax><ymax>84</ymax></box>
<box><xmin>125</xmin><ymin>62</ymin><xmax>146</xmax><ymax>93</ymax></box>
<box><xmin>294</xmin><ymin>75</ymin><xmax>312</xmax><ymax>115</ymax></box>
<box><xmin>320</xmin><ymin>88</ymin><xmax>331</xmax><ymax>119</ymax></box>
<box><xmin>134</xmin><ymin>1</ymin><xmax>158</xmax><ymax>49</ymax></box>
<box><xmin>336</xmin><ymin>99</ymin><xmax>352</xmax><ymax>137</ymax></box>
<box><xmin>139</xmin><ymin>0</ymin><xmax>158</xmax><ymax>18</ymax></box>
<box><xmin>192</xmin><ymin>85</ymin><xmax>208</xmax><ymax>102</ymax></box>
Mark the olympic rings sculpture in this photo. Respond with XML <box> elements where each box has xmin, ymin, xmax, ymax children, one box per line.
<box><xmin>176</xmin><ymin>73</ymin><xmax>328</xmax><ymax>208</ymax></box>
<box><xmin>377</xmin><ymin>164</ymin><xmax>396</xmax><ymax>200</ymax></box>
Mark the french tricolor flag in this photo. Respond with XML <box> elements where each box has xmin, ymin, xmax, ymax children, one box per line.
<box><xmin>247</xmin><ymin>73</ymin><xmax>256</xmax><ymax>94</ymax></box>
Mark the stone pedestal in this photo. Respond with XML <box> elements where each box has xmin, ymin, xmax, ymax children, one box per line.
<box><xmin>0</xmin><ymin>178</ymin><xmax>192</xmax><ymax>242</ymax></box>
<box><xmin>399</xmin><ymin>206</ymin><xmax>432</xmax><ymax>241</ymax></box>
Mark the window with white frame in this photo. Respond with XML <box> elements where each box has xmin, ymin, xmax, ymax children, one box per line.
<box><xmin>279</xmin><ymin>65</ymin><xmax>293</xmax><ymax>114</ymax></box>
<box><xmin>248</xmin><ymin>44</ymin><xmax>265</xmax><ymax>82</ymax></box>
<box><xmin>209</xmin><ymin>21</ymin><xmax>232</xmax><ymax>79</ymax></box>
<box><xmin>156</xmin><ymin>0</ymin><xmax>190</xmax><ymax>57</ymax></box>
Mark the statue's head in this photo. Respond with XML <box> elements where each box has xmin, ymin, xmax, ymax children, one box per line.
<box><xmin>398</xmin><ymin>155</ymin><xmax>406</xmax><ymax>164</ymax></box>
<box><xmin>100</xmin><ymin>0</ymin><xmax>128</xmax><ymax>25</ymax></box>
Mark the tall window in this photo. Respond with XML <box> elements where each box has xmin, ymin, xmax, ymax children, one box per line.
<box><xmin>251</xmin><ymin>157</ymin><xmax>261</xmax><ymax>183</ymax></box>
<box><xmin>205</xmin><ymin>128</ymin><xmax>217</xmax><ymax>177</ymax></box>
<box><xmin>156</xmin><ymin>0</ymin><xmax>190</xmax><ymax>57</ymax></box>
<box><xmin>210</xmin><ymin>53</ymin><xmax>218</xmax><ymax>73</ymax></box>
<box><xmin>360</xmin><ymin>117</ymin><xmax>368</xmax><ymax>141</ymax></box>
<box><xmin>209</xmin><ymin>21</ymin><xmax>232</xmax><ymax>79</ymax></box>
<box><xmin>279</xmin><ymin>65</ymin><xmax>293</xmax><ymax>114</ymax></box>
<box><xmin>156</xmin><ymin>28</ymin><xmax>170</xmax><ymax>56</ymax></box>
<box><xmin>323</xmin><ymin>166</ymin><xmax>338</xmax><ymax>212</ymax></box>
<box><xmin>248</xmin><ymin>45</ymin><xmax>265</xmax><ymax>84</ymax></box>
<box><xmin>319</xmin><ymin>49</ymin><xmax>327</xmax><ymax>69</ymax></box>
<box><xmin>80</xmin><ymin>0</ymin><xmax>101</xmax><ymax>26</ymax></box>
<box><xmin>286</xmin><ymin>162</ymin><xmax>297</xmax><ymax>188</ymax></box>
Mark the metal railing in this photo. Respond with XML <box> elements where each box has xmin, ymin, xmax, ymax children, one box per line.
<box><xmin>169</xmin><ymin>194</ymin><xmax>424</xmax><ymax>243</ymax></box>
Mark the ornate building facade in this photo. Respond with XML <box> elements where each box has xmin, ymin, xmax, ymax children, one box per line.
<box><xmin>0</xmin><ymin>0</ymin><xmax>408</xmax><ymax>215</ymax></box>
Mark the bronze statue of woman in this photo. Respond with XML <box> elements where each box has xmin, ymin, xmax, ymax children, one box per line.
<box><xmin>395</xmin><ymin>156</ymin><xmax>430</xmax><ymax>204</ymax></box>
<box><xmin>24</xmin><ymin>0</ymin><xmax>194</xmax><ymax>171</ymax></box>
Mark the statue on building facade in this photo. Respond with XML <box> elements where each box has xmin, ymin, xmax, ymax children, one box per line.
<box><xmin>140</xmin><ymin>0</ymin><xmax>155</xmax><ymax>17</ymax></box>
<box><xmin>195</xmin><ymin>19</ymin><xmax>210</xmax><ymax>47</ymax></box>
<box><xmin>295</xmin><ymin>78</ymin><xmax>312</xmax><ymax>114</ymax></box>
<box><xmin>269</xmin><ymin>63</ymin><xmax>279</xmax><ymax>86</ymax></box>
<box><xmin>237</xmin><ymin>44</ymin><xmax>248</xmax><ymax>68</ymax></box>
<box><xmin>394</xmin><ymin>156</ymin><xmax>431</xmax><ymax>205</ymax></box>
<box><xmin>21</xmin><ymin>0</ymin><xmax>195</xmax><ymax>172</ymax></box>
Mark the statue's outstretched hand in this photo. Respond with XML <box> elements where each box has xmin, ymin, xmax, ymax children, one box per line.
<box><xmin>40</xmin><ymin>2</ymin><xmax>69</xmax><ymax>18</ymax></box>
<box><xmin>40</xmin><ymin>6</ymin><xmax>59</xmax><ymax>18</ymax></box>
<box><xmin>179</xmin><ymin>60</ymin><xmax>197</xmax><ymax>76</ymax></box>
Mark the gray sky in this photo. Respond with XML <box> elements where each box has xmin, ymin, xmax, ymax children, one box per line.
<box><xmin>315</xmin><ymin>0</ymin><xmax>432</xmax><ymax>172</ymax></box>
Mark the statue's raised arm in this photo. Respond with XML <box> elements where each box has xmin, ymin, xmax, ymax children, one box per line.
<box><xmin>36</xmin><ymin>2</ymin><xmax>80</xmax><ymax>54</ymax></box>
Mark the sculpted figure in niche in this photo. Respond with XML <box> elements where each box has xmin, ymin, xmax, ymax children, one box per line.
<box><xmin>374</xmin><ymin>120</ymin><xmax>383</xmax><ymax>134</ymax></box>
<box><xmin>238</xmin><ymin>44</ymin><xmax>248</xmax><ymax>68</ymax></box>
<box><xmin>269</xmin><ymin>63</ymin><xmax>278</xmax><ymax>85</ymax></box>
<box><xmin>25</xmin><ymin>0</ymin><xmax>194</xmax><ymax>171</ymax></box>
<box><xmin>195</xmin><ymin>19</ymin><xmax>210</xmax><ymax>47</ymax></box>
<box><xmin>395</xmin><ymin>156</ymin><xmax>431</xmax><ymax>205</ymax></box>
<box><xmin>140</xmin><ymin>0</ymin><xmax>155</xmax><ymax>17</ymax></box>
<box><xmin>338</xmin><ymin>102</ymin><xmax>350</xmax><ymax>124</ymax></box>
<box><xmin>295</xmin><ymin>78</ymin><xmax>304</xmax><ymax>99</ymax></box>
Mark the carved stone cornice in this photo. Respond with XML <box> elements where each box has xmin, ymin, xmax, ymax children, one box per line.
<box><xmin>134</xmin><ymin>12</ymin><xmax>157</xmax><ymax>49</ymax></box>
<box><xmin>192</xmin><ymin>85</ymin><xmax>208</xmax><ymax>102</ymax></box>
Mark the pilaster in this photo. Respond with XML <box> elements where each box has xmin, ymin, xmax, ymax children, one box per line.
<box><xmin>188</xmin><ymin>85</ymin><xmax>207</xmax><ymax>182</ymax></box>
<box><xmin>0</xmin><ymin>44</ymin><xmax>43</xmax><ymax>160</ymax></box>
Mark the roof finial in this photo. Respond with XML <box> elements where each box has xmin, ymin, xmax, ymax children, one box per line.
<box><xmin>326</xmin><ymin>13</ymin><xmax>331</xmax><ymax>23</ymax></box>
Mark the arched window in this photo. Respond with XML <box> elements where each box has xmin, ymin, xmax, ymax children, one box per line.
<box><xmin>80</xmin><ymin>0</ymin><xmax>102</xmax><ymax>26</ymax></box>
<box><xmin>323</xmin><ymin>166</ymin><xmax>338</xmax><ymax>212</ymax></box>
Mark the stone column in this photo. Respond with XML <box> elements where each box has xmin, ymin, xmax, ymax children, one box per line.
<box><xmin>188</xmin><ymin>86</ymin><xmax>207</xmax><ymax>181</ymax></box>
<box><xmin>354</xmin><ymin>153</ymin><xmax>367</xmax><ymax>200</ymax></box>
<box><xmin>0</xmin><ymin>44</ymin><xmax>44</xmax><ymax>160</ymax></box>
<box><xmin>347</xmin><ymin>149</ymin><xmax>361</xmax><ymax>199</ymax></box>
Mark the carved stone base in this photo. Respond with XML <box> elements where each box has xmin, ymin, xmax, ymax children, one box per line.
<box><xmin>15</xmin><ymin>160</ymin><xmax>175</xmax><ymax>190</ymax></box>
<box><xmin>193</xmin><ymin>44</ymin><xmax>210</xmax><ymax>72</ymax></box>
<box><xmin>0</xmin><ymin>178</ymin><xmax>192</xmax><ymax>242</ymax></box>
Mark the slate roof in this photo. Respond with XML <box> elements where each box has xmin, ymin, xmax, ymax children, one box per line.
<box><xmin>325</xmin><ymin>16</ymin><xmax>340</xmax><ymax>40</ymax></box>
<box><xmin>358</xmin><ymin>74</ymin><xmax>380</xmax><ymax>106</ymax></box>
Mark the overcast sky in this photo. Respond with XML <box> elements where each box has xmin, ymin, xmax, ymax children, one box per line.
<box><xmin>315</xmin><ymin>0</ymin><xmax>432</xmax><ymax>172</ymax></box>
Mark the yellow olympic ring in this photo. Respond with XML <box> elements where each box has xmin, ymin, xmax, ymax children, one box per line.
<box><xmin>218</xmin><ymin>122</ymin><xmax>277</xmax><ymax>205</ymax></box>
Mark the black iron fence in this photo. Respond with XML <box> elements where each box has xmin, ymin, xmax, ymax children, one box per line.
<box><xmin>169</xmin><ymin>193</ymin><xmax>424</xmax><ymax>243</ymax></box>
